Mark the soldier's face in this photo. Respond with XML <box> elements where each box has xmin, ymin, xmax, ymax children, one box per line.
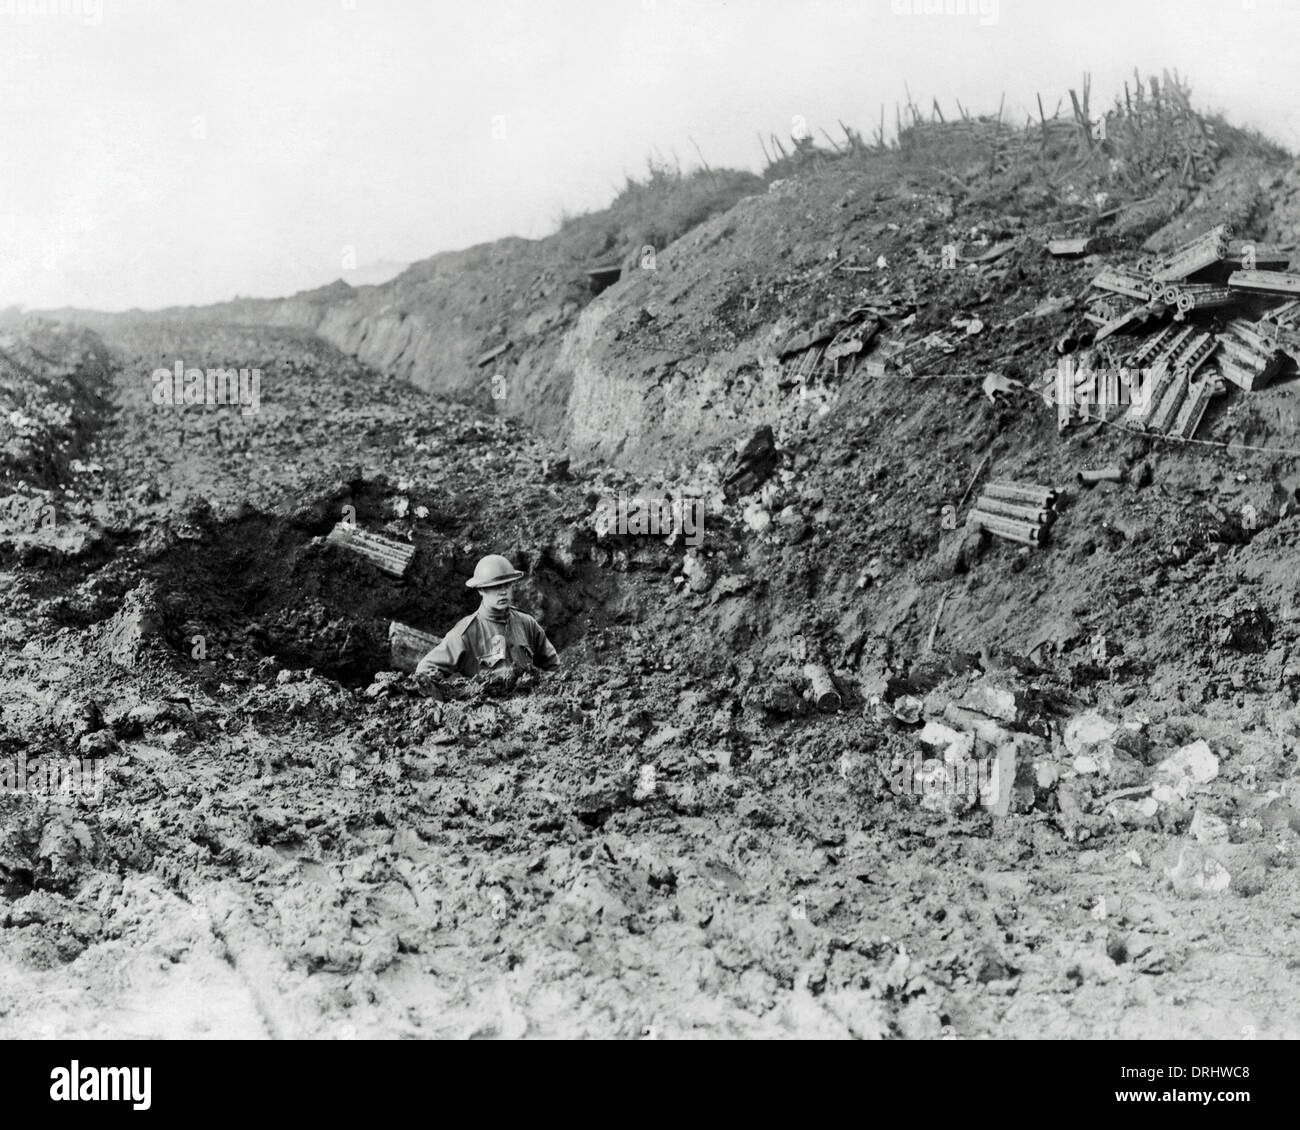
<box><xmin>481</xmin><ymin>583</ymin><xmax>514</xmax><ymax>611</ymax></box>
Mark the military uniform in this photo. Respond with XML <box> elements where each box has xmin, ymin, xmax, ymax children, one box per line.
<box><xmin>416</xmin><ymin>607</ymin><xmax>559</xmax><ymax>678</ymax></box>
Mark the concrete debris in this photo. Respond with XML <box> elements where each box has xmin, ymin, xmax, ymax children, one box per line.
<box><xmin>891</xmin><ymin>695</ymin><xmax>923</xmax><ymax>724</ymax></box>
<box><xmin>1167</xmin><ymin>845</ymin><xmax>1231</xmax><ymax>898</ymax></box>
<box><xmin>680</xmin><ymin>552</ymin><xmax>716</xmax><ymax>593</ymax></box>
<box><xmin>741</xmin><ymin>502</ymin><xmax>772</xmax><ymax>533</ymax></box>
<box><xmin>919</xmin><ymin>719</ymin><xmax>975</xmax><ymax>762</ymax></box>
<box><xmin>958</xmin><ymin>682</ymin><xmax>1022</xmax><ymax>724</ymax></box>
<box><xmin>1064</xmin><ymin>710</ymin><xmax>1118</xmax><ymax>756</ymax></box>
<box><xmin>1156</xmin><ymin>739</ymin><xmax>1219</xmax><ymax>790</ymax></box>
<box><xmin>1189</xmin><ymin>808</ymin><xmax>1230</xmax><ymax>845</ymax></box>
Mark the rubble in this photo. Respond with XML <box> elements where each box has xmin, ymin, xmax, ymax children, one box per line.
<box><xmin>1189</xmin><ymin>808</ymin><xmax>1229</xmax><ymax>845</ymax></box>
<box><xmin>1167</xmin><ymin>845</ymin><xmax>1231</xmax><ymax>898</ymax></box>
<box><xmin>1156</xmin><ymin>739</ymin><xmax>1219</xmax><ymax>790</ymax></box>
<box><xmin>723</xmin><ymin>425</ymin><xmax>779</xmax><ymax>500</ymax></box>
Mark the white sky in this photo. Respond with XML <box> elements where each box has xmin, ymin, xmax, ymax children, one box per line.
<box><xmin>2</xmin><ymin>0</ymin><xmax>1298</xmax><ymax>311</ymax></box>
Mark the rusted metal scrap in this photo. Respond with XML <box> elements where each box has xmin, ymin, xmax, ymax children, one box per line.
<box><xmin>966</xmin><ymin>508</ymin><xmax>1045</xmax><ymax>547</ymax></box>
<box><xmin>1170</xmin><ymin>377</ymin><xmax>1214</xmax><ymax>440</ymax></box>
<box><xmin>983</xmin><ymin>479</ymin><xmax>1057</xmax><ymax>508</ymax></box>
<box><xmin>325</xmin><ymin>523</ymin><xmax>417</xmax><ymax>578</ymax></box>
<box><xmin>389</xmin><ymin>621</ymin><xmax>441</xmax><ymax>672</ymax></box>
<box><xmin>1171</xmin><ymin>285</ymin><xmax>1237</xmax><ymax>320</ymax></box>
<box><xmin>1048</xmin><ymin>237</ymin><xmax>1091</xmax><ymax>257</ymax></box>
<box><xmin>1077</xmin><ymin>466</ymin><xmax>1124</xmax><ymax>486</ymax></box>
<box><xmin>1214</xmin><ymin>319</ymin><xmax>1287</xmax><ymax>391</ymax></box>
<box><xmin>1227</xmin><ymin>269</ymin><xmax>1300</xmax><ymax>296</ymax></box>
<box><xmin>803</xmin><ymin>664</ymin><xmax>842</xmax><ymax>712</ymax></box>
<box><xmin>967</xmin><ymin>480</ymin><xmax>1056</xmax><ymax>548</ymax></box>
<box><xmin>1092</xmin><ymin>266</ymin><xmax>1153</xmax><ymax>301</ymax></box>
<box><xmin>1150</xmin><ymin>223</ymin><xmax>1232</xmax><ymax>283</ymax></box>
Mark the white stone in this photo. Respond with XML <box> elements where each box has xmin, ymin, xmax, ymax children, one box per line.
<box><xmin>1190</xmin><ymin>808</ymin><xmax>1230</xmax><ymax>845</ymax></box>
<box><xmin>1064</xmin><ymin>710</ymin><xmax>1118</xmax><ymax>756</ymax></box>
<box><xmin>1157</xmin><ymin>739</ymin><xmax>1219</xmax><ymax>787</ymax></box>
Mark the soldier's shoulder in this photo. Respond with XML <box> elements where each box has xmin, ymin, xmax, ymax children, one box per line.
<box><xmin>449</xmin><ymin>613</ymin><xmax>478</xmax><ymax>636</ymax></box>
<box><xmin>510</xmin><ymin>609</ymin><xmax>546</xmax><ymax>630</ymax></box>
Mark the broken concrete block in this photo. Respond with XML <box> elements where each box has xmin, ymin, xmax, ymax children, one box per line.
<box><xmin>681</xmin><ymin>552</ymin><xmax>715</xmax><ymax>594</ymax></box>
<box><xmin>959</xmin><ymin>683</ymin><xmax>1022</xmax><ymax>723</ymax></box>
<box><xmin>1109</xmin><ymin>796</ymin><xmax>1160</xmax><ymax>828</ymax></box>
<box><xmin>891</xmin><ymin>695</ymin><xmax>923</xmax><ymax>724</ymax></box>
<box><xmin>919</xmin><ymin>719</ymin><xmax>966</xmax><ymax>751</ymax></box>
<box><xmin>1167</xmin><ymin>845</ymin><xmax>1231</xmax><ymax>898</ymax></box>
<box><xmin>1189</xmin><ymin>808</ymin><xmax>1230</xmax><ymax>845</ymax></box>
<box><xmin>1063</xmin><ymin>710</ymin><xmax>1118</xmax><ymax>757</ymax></box>
<box><xmin>942</xmin><ymin>702</ymin><xmax>1013</xmax><ymax>746</ymax></box>
<box><xmin>1157</xmin><ymin>739</ymin><xmax>1219</xmax><ymax>788</ymax></box>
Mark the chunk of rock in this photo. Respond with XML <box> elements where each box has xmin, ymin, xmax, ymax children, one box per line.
<box><xmin>1156</xmin><ymin>739</ymin><xmax>1219</xmax><ymax>790</ymax></box>
<box><xmin>960</xmin><ymin>683</ymin><xmax>1022</xmax><ymax>724</ymax></box>
<box><xmin>919</xmin><ymin>720</ymin><xmax>975</xmax><ymax>763</ymax></box>
<box><xmin>1063</xmin><ymin>710</ymin><xmax>1118</xmax><ymax>757</ymax></box>
<box><xmin>1189</xmin><ymin>808</ymin><xmax>1230</xmax><ymax>845</ymax></box>
<box><xmin>1167</xmin><ymin>845</ymin><xmax>1231</xmax><ymax>898</ymax></box>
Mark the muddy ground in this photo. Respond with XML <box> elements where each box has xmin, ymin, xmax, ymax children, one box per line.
<box><xmin>6</xmin><ymin>98</ymin><xmax>1300</xmax><ymax>1039</ymax></box>
<box><xmin>0</xmin><ymin>315</ymin><xmax>1295</xmax><ymax>1040</ymax></box>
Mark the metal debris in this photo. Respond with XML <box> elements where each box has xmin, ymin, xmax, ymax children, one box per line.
<box><xmin>1077</xmin><ymin>466</ymin><xmax>1124</xmax><ymax>486</ymax></box>
<box><xmin>803</xmin><ymin>664</ymin><xmax>842</xmax><ymax>713</ymax></box>
<box><xmin>325</xmin><ymin>523</ymin><xmax>417</xmax><ymax>578</ymax></box>
<box><xmin>966</xmin><ymin>480</ymin><xmax>1057</xmax><ymax>547</ymax></box>
<box><xmin>1226</xmin><ymin>268</ymin><xmax>1300</xmax><ymax>296</ymax></box>
<box><xmin>1047</xmin><ymin>237</ymin><xmax>1091</xmax><ymax>256</ymax></box>
<box><xmin>389</xmin><ymin>620</ymin><xmax>441</xmax><ymax>672</ymax></box>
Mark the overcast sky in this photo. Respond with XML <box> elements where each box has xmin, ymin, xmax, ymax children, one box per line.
<box><xmin>2</xmin><ymin>0</ymin><xmax>1298</xmax><ymax>312</ymax></box>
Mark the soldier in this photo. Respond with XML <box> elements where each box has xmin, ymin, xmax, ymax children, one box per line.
<box><xmin>415</xmin><ymin>554</ymin><xmax>559</xmax><ymax>684</ymax></box>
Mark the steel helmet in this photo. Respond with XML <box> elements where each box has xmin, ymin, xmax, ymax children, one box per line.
<box><xmin>466</xmin><ymin>554</ymin><xmax>524</xmax><ymax>589</ymax></box>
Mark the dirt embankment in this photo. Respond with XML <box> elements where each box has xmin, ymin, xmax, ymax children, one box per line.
<box><xmin>9</xmin><ymin>93</ymin><xmax>1300</xmax><ymax>1040</ymax></box>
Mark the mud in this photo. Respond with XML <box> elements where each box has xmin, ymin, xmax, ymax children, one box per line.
<box><xmin>8</xmin><ymin>111</ymin><xmax>1300</xmax><ymax>1037</ymax></box>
